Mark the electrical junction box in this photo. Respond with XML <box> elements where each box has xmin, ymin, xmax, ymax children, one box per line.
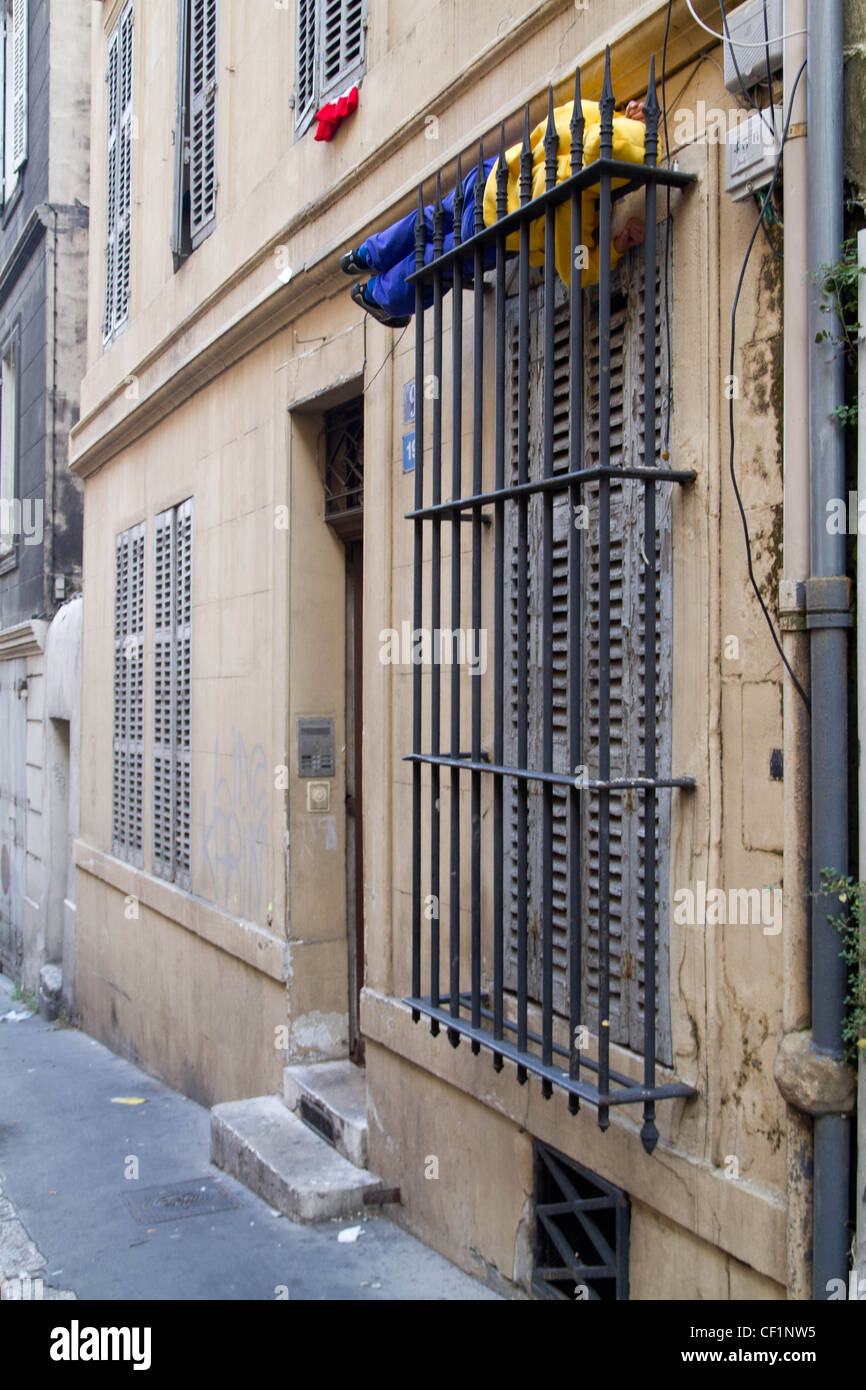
<box><xmin>724</xmin><ymin>107</ymin><xmax>783</xmax><ymax>201</ymax></box>
<box><xmin>723</xmin><ymin>0</ymin><xmax>785</xmax><ymax>94</ymax></box>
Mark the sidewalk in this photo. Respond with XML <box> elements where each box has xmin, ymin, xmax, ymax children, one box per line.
<box><xmin>0</xmin><ymin>972</ymin><xmax>499</xmax><ymax>1301</ymax></box>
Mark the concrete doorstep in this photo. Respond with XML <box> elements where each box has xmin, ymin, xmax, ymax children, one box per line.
<box><xmin>210</xmin><ymin>1096</ymin><xmax>382</xmax><ymax>1223</ymax></box>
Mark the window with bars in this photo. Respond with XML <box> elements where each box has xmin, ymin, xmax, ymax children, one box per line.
<box><xmin>153</xmin><ymin>500</ymin><xmax>193</xmax><ymax>890</ymax></box>
<box><xmin>171</xmin><ymin>0</ymin><xmax>218</xmax><ymax>266</ymax></box>
<box><xmin>1</xmin><ymin>0</ymin><xmax>27</xmax><ymax>205</ymax></box>
<box><xmin>113</xmin><ymin>522</ymin><xmax>146</xmax><ymax>866</ymax></box>
<box><xmin>295</xmin><ymin>0</ymin><xmax>365</xmax><ymax>135</ymax></box>
<box><xmin>104</xmin><ymin>0</ymin><xmax>134</xmax><ymax>343</ymax></box>
<box><xmin>503</xmin><ymin>232</ymin><xmax>673</xmax><ymax>1066</ymax></box>
<box><xmin>405</xmin><ymin>53</ymin><xmax>698</xmax><ymax>1149</ymax></box>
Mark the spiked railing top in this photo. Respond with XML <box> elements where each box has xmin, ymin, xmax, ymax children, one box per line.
<box><xmin>543</xmin><ymin>85</ymin><xmax>558</xmax><ymax>193</ymax></box>
<box><xmin>433</xmin><ymin>171</ymin><xmax>444</xmax><ymax>258</ymax></box>
<box><xmin>599</xmin><ymin>45</ymin><xmax>615</xmax><ymax>161</ymax></box>
<box><xmin>518</xmin><ymin>103</ymin><xmax>532</xmax><ymax>206</ymax></box>
<box><xmin>453</xmin><ymin>152</ymin><xmax>464</xmax><ymax>248</ymax></box>
<box><xmin>496</xmin><ymin>122</ymin><xmax>508</xmax><ymax>219</ymax></box>
<box><xmin>643</xmin><ymin>55</ymin><xmax>660</xmax><ymax>167</ymax></box>
<box><xmin>474</xmin><ymin>140</ymin><xmax>486</xmax><ymax>234</ymax></box>
<box><xmin>569</xmin><ymin>66</ymin><xmax>585</xmax><ymax>176</ymax></box>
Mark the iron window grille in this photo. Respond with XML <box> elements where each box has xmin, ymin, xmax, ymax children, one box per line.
<box><xmin>323</xmin><ymin>397</ymin><xmax>364</xmax><ymax>538</ymax></box>
<box><xmin>404</xmin><ymin>50</ymin><xmax>697</xmax><ymax>1152</ymax></box>
<box><xmin>113</xmin><ymin>520</ymin><xmax>146</xmax><ymax>866</ymax></box>
<box><xmin>533</xmin><ymin>1141</ymin><xmax>629</xmax><ymax>1300</ymax></box>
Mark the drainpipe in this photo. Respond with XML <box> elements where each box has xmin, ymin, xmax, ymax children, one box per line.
<box><xmin>806</xmin><ymin>0</ymin><xmax>853</xmax><ymax>1300</ymax></box>
<box><xmin>778</xmin><ymin>0</ymin><xmax>812</xmax><ymax>1302</ymax></box>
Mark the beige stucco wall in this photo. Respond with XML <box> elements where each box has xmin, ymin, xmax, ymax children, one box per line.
<box><xmin>72</xmin><ymin>0</ymin><xmax>794</xmax><ymax>1296</ymax></box>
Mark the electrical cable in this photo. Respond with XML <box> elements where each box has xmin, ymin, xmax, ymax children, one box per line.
<box><xmin>728</xmin><ymin>57</ymin><xmax>810</xmax><ymax>709</ymax></box>
<box><xmin>686</xmin><ymin>0</ymin><xmax>805</xmax><ymax>46</ymax></box>
<box><xmin>763</xmin><ymin>0</ymin><xmax>777</xmax><ymax>133</ymax></box>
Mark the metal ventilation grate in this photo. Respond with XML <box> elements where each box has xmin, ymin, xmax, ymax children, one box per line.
<box><xmin>532</xmin><ymin>1142</ymin><xmax>629</xmax><ymax>1300</ymax></box>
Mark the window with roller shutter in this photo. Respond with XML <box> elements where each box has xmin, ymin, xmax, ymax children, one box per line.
<box><xmin>503</xmin><ymin>225</ymin><xmax>673</xmax><ymax>1065</ymax></box>
<box><xmin>113</xmin><ymin>522</ymin><xmax>146</xmax><ymax>867</ymax></box>
<box><xmin>172</xmin><ymin>0</ymin><xmax>218</xmax><ymax>266</ymax></box>
<box><xmin>153</xmin><ymin>500</ymin><xmax>193</xmax><ymax>890</ymax></box>
<box><xmin>104</xmin><ymin>1</ymin><xmax>134</xmax><ymax>343</ymax></box>
<box><xmin>295</xmin><ymin>0</ymin><xmax>365</xmax><ymax>136</ymax></box>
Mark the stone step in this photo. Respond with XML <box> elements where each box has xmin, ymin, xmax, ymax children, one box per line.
<box><xmin>283</xmin><ymin>1059</ymin><xmax>368</xmax><ymax>1169</ymax></box>
<box><xmin>210</xmin><ymin>1096</ymin><xmax>381</xmax><ymax>1223</ymax></box>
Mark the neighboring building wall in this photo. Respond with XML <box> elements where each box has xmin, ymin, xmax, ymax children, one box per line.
<box><xmin>71</xmin><ymin>0</ymin><xmax>798</xmax><ymax>1297</ymax></box>
<box><xmin>0</xmin><ymin>0</ymin><xmax>90</xmax><ymax>993</ymax></box>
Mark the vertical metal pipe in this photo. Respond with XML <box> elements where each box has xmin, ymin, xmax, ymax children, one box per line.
<box><xmin>430</xmin><ymin>174</ymin><xmax>444</xmax><ymax>1034</ymax></box>
<box><xmin>448</xmin><ymin>158</ymin><xmax>464</xmax><ymax>1048</ymax></box>
<box><xmin>806</xmin><ymin>0</ymin><xmax>852</xmax><ymax>1297</ymax></box>
<box><xmin>641</xmin><ymin>57</ymin><xmax>660</xmax><ymax>1156</ymax></box>
<box><xmin>568</xmin><ymin>69</ymin><xmax>585</xmax><ymax>1115</ymax></box>
<box><xmin>516</xmin><ymin>104</ymin><xmax>532</xmax><ymax>1083</ymax></box>
<box><xmin>412</xmin><ymin>185</ymin><xmax>425</xmax><ymax>1020</ymax></box>
<box><xmin>471</xmin><ymin>141</ymin><xmax>485</xmax><ymax>1052</ymax></box>
<box><xmin>597</xmin><ymin>47</ymin><xmax>614</xmax><ymax>1131</ymax></box>
<box><xmin>541</xmin><ymin>86</ymin><xmax>558</xmax><ymax>1094</ymax></box>
<box><xmin>493</xmin><ymin>124</ymin><xmax>508</xmax><ymax>1070</ymax></box>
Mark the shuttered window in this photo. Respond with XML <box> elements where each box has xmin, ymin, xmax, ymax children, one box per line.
<box><xmin>153</xmin><ymin>500</ymin><xmax>193</xmax><ymax>889</ymax></box>
<box><xmin>172</xmin><ymin>0</ymin><xmax>218</xmax><ymax>263</ymax></box>
<box><xmin>104</xmin><ymin>1</ymin><xmax>134</xmax><ymax>343</ymax></box>
<box><xmin>2</xmin><ymin>0</ymin><xmax>27</xmax><ymax>204</ymax></box>
<box><xmin>113</xmin><ymin>522</ymin><xmax>146</xmax><ymax>866</ymax></box>
<box><xmin>504</xmin><ymin>228</ymin><xmax>673</xmax><ymax>1064</ymax></box>
<box><xmin>295</xmin><ymin>0</ymin><xmax>365</xmax><ymax>135</ymax></box>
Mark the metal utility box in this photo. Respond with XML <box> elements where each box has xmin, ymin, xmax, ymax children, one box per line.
<box><xmin>297</xmin><ymin>718</ymin><xmax>335</xmax><ymax>776</ymax></box>
<box><xmin>723</xmin><ymin>0</ymin><xmax>785</xmax><ymax>94</ymax></box>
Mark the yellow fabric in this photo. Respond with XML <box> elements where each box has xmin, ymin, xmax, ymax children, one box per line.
<box><xmin>482</xmin><ymin>99</ymin><xmax>647</xmax><ymax>287</ymax></box>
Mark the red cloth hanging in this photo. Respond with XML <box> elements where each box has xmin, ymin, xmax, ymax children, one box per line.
<box><xmin>313</xmin><ymin>85</ymin><xmax>359</xmax><ymax>142</ymax></box>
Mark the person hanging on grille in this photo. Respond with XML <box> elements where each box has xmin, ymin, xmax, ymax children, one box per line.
<box><xmin>343</xmin><ymin>97</ymin><xmax>649</xmax><ymax>327</ymax></box>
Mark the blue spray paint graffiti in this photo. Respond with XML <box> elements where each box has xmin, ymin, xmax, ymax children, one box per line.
<box><xmin>200</xmin><ymin>732</ymin><xmax>269</xmax><ymax>922</ymax></box>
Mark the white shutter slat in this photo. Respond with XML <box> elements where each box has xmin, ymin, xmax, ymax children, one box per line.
<box><xmin>321</xmin><ymin>0</ymin><xmax>363</xmax><ymax>89</ymax></box>
<box><xmin>103</xmin><ymin>29</ymin><xmax>119</xmax><ymax>341</ymax></box>
<box><xmin>113</xmin><ymin>522</ymin><xmax>145</xmax><ymax>866</ymax></box>
<box><xmin>189</xmin><ymin>0</ymin><xmax>217</xmax><ymax>246</ymax></box>
<box><xmin>295</xmin><ymin>0</ymin><xmax>317</xmax><ymax>128</ymax></box>
<box><xmin>153</xmin><ymin>511</ymin><xmax>175</xmax><ymax>880</ymax></box>
<box><xmin>10</xmin><ymin>0</ymin><xmax>26</xmax><ymax>171</ymax></box>
<box><xmin>115</xmin><ymin>3</ymin><xmax>134</xmax><ymax>331</ymax></box>
<box><xmin>175</xmin><ymin>500</ymin><xmax>193</xmax><ymax>889</ymax></box>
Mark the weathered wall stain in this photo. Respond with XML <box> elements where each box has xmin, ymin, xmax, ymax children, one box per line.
<box><xmin>200</xmin><ymin>732</ymin><xmax>269</xmax><ymax>922</ymax></box>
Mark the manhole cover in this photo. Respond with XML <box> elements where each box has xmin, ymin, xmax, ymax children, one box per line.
<box><xmin>123</xmin><ymin>1177</ymin><xmax>240</xmax><ymax>1226</ymax></box>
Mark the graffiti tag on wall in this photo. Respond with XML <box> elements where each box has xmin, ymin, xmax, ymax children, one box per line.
<box><xmin>200</xmin><ymin>732</ymin><xmax>269</xmax><ymax>922</ymax></box>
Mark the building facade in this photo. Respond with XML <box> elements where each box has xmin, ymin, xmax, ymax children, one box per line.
<box><xmin>71</xmin><ymin>0</ymin><xmax>858</xmax><ymax>1299</ymax></box>
<box><xmin>0</xmin><ymin>0</ymin><xmax>89</xmax><ymax>1014</ymax></box>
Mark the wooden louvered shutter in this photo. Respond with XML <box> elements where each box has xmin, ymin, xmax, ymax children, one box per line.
<box><xmin>503</xmin><ymin>224</ymin><xmax>672</xmax><ymax>1064</ymax></box>
<box><xmin>10</xmin><ymin>0</ymin><xmax>26</xmax><ymax>171</ymax></box>
<box><xmin>189</xmin><ymin>0</ymin><xmax>217</xmax><ymax>247</ymax></box>
<box><xmin>174</xmin><ymin>500</ymin><xmax>193</xmax><ymax>888</ymax></box>
<box><xmin>114</xmin><ymin>522</ymin><xmax>145</xmax><ymax>866</ymax></box>
<box><xmin>320</xmin><ymin>0</ymin><xmax>364</xmax><ymax>93</ymax></box>
<box><xmin>103</xmin><ymin>26</ymin><xmax>119</xmax><ymax>341</ymax></box>
<box><xmin>115</xmin><ymin>3</ymin><xmax>134</xmax><ymax>331</ymax></box>
<box><xmin>153</xmin><ymin>510</ymin><xmax>175</xmax><ymax>879</ymax></box>
<box><xmin>153</xmin><ymin>501</ymin><xmax>193</xmax><ymax>887</ymax></box>
<box><xmin>170</xmin><ymin>0</ymin><xmax>190</xmax><ymax>261</ymax></box>
<box><xmin>295</xmin><ymin>0</ymin><xmax>317</xmax><ymax>130</ymax></box>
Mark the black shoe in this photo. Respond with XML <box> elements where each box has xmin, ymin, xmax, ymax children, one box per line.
<box><xmin>350</xmin><ymin>281</ymin><xmax>411</xmax><ymax>328</ymax></box>
<box><xmin>341</xmin><ymin>247</ymin><xmax>369</xmax><ymax>275</ymax></box>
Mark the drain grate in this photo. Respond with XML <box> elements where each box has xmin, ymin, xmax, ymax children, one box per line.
<box><xmin>123</xmin><ymin>1176</ymin><xmax>240</xmax><ymax>1226</ymax></box>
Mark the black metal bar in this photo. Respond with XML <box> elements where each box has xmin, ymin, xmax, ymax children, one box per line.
<box><xmin>403</xmin><ymin>996</ymin><xmax>697</xmax><ymax>1104</ymax></box>
<box><xmin>404</xmin><ymin>752</ymin><xmax>695</xmax><ymax>791</ymax></box>
<box><xmin>641</xmin><ymin>56</ymin><xmax>661</xmax><ymax>1156</ymax></box>
<box><xmin>405</xmin><ymin>160</ymin><xmax>696</xmax><ymax>283</ymax></box>
<box><xmin>404</xmin><ymin>464</ymin><xmax>695</xmax><ymax>521</ymax></box>
<box><xmin>541</xmin><ymin>86</ymin><xmax>558</xmax><ymax>1096</ymax></box>
<box><xmin>492</xmin><ymin>122</ymin><xmax>508</xmax><ymax>1072</ymax></box>
<box><xmin>471</xmin><ymin>140</ymin><xmax>485</xmax><ymax>1054</ymax></box>
<box><xmin>515</xmin><ymin>104</ymin><xmax>532</xmax><ymax>1085</ymax></box>
<box><xmin>411</xmin><ymin>185</ymin><xmax>425</xmax><ymax>1022</ymax></box>
<box><xmin>430</xmin><ymin>174</ymin><xmax>444</xmax><ymax>1035</ymax></box>
<box><xmin>597</xmin><ymin>47</ymin><xmax>615</xmax><ymax>1134</ymax></box>
<box><xmin>568</xmin><ymin>67</ymin><xmax>585</xmax><ymax>1115</ymax></box>
<box><xmin>448</xmin><ymin>155</ymin><xmax>464</xmax><ymax>1050</ymax></box>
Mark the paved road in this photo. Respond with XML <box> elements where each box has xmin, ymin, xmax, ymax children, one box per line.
<box><xmin>0</xmin><ymin>971</ymin><xmax>499</xmax><ymax>1301</ymax></box>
